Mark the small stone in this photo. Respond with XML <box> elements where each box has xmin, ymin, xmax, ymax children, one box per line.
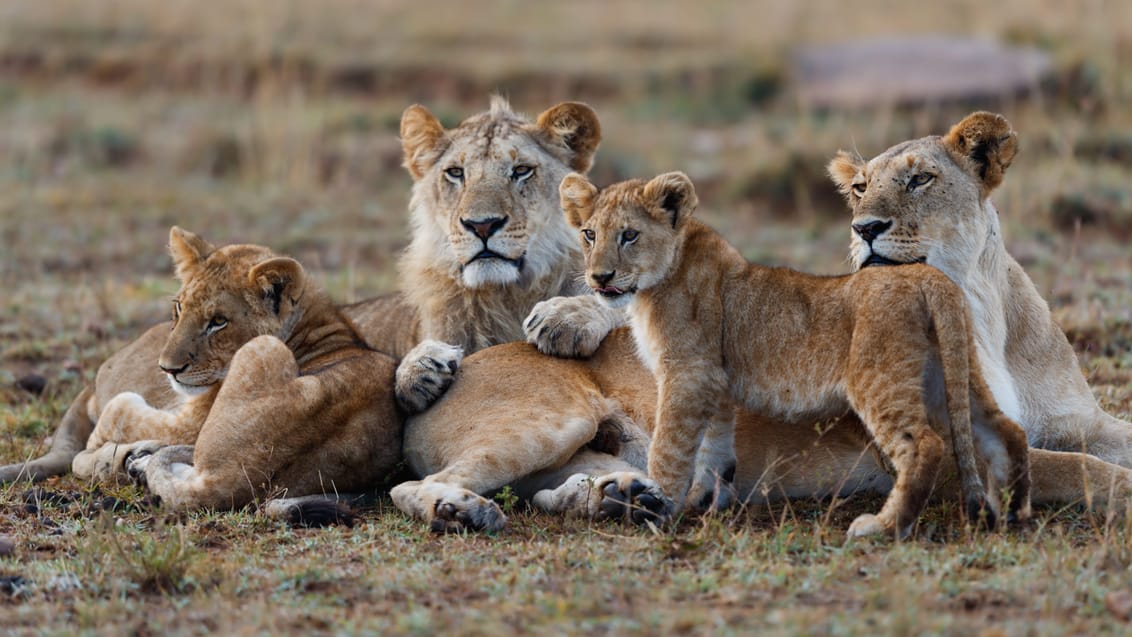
<box><xmin>0</xmin><ymin>536</ymin><xmax>15</xmax><ymax>558</ymax></box>
<box><xmin>1106</xmin><ymin>590</ymin><xmax>1132</xmax><ymax>621</ymax></box>
<box><xmin>15</xmin><ymin>373</ymin><xmax>46</xmax><ymax>396</ymax></box>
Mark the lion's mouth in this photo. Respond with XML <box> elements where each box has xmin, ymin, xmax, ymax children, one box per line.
<box><xmin>594</xmin><ymin>285</ymin><xmax>633</xmax><ymax>299</ymax></box>
<box><xmin>860</xmin><ymin>253</ymin><xmax>926</xmax><ymax>268</ymax></box>
<box><xmin>467</xmin><ymin>250</ymin><xmax>525</xmax><ymax>270</ymax></box>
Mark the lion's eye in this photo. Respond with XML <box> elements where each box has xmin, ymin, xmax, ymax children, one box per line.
<box><xmin>620</xmin><ymin>229</ymin><xmax>639</xmax><ymax>245</ymax></box>
<box><xmin>511</xmin><ymin>165</ymin><xmax>534</xmax><ymax>182</ymax></box>
<box><xmin>851</xmin><ymin>182</ymin><xmax>867</xmax><ymax>197</ymax></box>
<box><xmin>581</xmin><ymin>229</ymin><xmax>595</xmax><ymax>244</ymax></box>
<box><xmin>907</xmin><ymin>173</ymin><xmax>934</xmax><ymax>192</ymax></box>
<box><xmin>206</xmin><ymin>316</ymin><xmax>228</xmax><ymax>335</ymax></box>
<box><xmin>172</xmin><ymin>300</ymin><xmax>182</xmax><ymax>321</ymax></box>
<box><xmin>444</xmin><ymin>167</ymin><xmax>464</xmax><ymax>184</ymax></box>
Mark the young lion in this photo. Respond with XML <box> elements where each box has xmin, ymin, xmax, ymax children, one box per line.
<box><xmin>73</xmin><ymin>227</ymin><xmax>402</xmax><ymax>513</ymax></box>
<box><xmin>559</xmin><ymin>171</ymin><xmax>1031</xmax><ymax>537</ymax></box>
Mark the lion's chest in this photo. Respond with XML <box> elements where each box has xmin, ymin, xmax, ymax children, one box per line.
<box><xmin>628</xmin><ymin>301</ymin><xmax>661</xmax><ymax>375</ymax></box>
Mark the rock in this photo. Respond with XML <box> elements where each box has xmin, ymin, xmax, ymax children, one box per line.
<box><xmin>15</xmin><ymin>373</ymin><xmax>47</xmax><ymax>396</ymax></box>
<box><xmin>792</xmin><ymin>37</ymin><xmax>1051</xmax><ymax>109</ymax></box>
<box><xmin>1106</xmin><ymin>590</ymin><xmax>1132</xmax><ymax>621</ymax></box>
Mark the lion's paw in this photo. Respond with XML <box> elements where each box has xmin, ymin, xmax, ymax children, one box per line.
<box><xmin>592</xmin><ymin>472</ymin><xmax>674</xmax><ymax>525</ymax></box>
<box><xmin>395</xmin><ymin>340</ymin><xmax>464</xmax><ymax>413</ymax></box>
<box><xmin>687</xmin><ymin>464</ymin><xmax>737</xmax><ymax>512</ymax></box>
<box><xmin>847</xmin><ymin>513</ymin><xmax>896</xmax><ymax>539</ymax></box>
<box><xmin>430</xmin><ymin>490</ymin><xmax>507</xmax><ymax>534</ymax></box>
<box><xmin>524</xmin><ymin>296</ymin><xmax>621</xmax><ymax>359</ymax></box>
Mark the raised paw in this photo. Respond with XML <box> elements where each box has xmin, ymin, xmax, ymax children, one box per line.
<box><xmin>524</xmin><ymin>296</ymin><xmax>621</xmax><ymax>358</ymax></box>
<box><xmin>593</xmin><ymin>472</ymin><xmax>674</xmax><ymax>525</ymax></box>
<box><xmin>395</xmin><ymin>340</ymin><xmax>464</xmax><ymax>413</ymax></box>
<box><xmin>431</xmin><ymin>492</ymin><xmax>507</xmax><ymax>534</ymax></box>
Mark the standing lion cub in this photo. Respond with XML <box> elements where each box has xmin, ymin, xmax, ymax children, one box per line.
<box><xmin>559</xmin><ymin>171</ymin><xmax>1031</xmax><ymax>538</ymax></box>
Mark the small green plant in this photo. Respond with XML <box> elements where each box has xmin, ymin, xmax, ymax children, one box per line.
<box><xmin>493</xmin><ymin>485</ymin><xmax>519</xmax><ymax>514</ymax></box>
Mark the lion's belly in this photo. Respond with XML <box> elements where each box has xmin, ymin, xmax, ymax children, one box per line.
<box><xmin>733</xmin><ymin>373</ymin><xmax>848</xmax><ymax>422</ymax></box>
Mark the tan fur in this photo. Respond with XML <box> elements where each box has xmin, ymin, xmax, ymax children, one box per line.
<box><xmin>71</xmin><ymin>228</ymin><xmax>401</xmax><ymax>511</ymax></box>
<box><xmin>561</xmin><ymin>171</ymin><xmax>1031</xmax><ymax>537</ymax></box>
<box><xmin>0</xmin><ymin>99</ymin><xmax>616</xmax><ymax>480</ymax></box>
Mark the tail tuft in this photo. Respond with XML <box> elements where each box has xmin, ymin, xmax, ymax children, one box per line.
<box><xmin>263</xmin><ymin>496</ymin><xmax>358</xmax><ymax>528</ymax></box>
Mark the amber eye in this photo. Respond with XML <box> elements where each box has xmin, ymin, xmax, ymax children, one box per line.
<box><xmin>581</xmin><ymin>229</ymin><xmax>595</xmax><ymax>244</ymax></box>
<box><xmin>620</xmin><ymin>229</ymin><xmax>639</xmax><ymax>245</ymax></box>
<box><xmin>851</xmin><ymin>182</ymin><xmax>867</xmax><ymax>196</ymax></box>
<box><xmin>907</xmin><ymin>173</ymin><xmax>934</xmax><ymax>191</ymax></box>
<box><xmin>206</xmin><ymin>316</ymin><xmax>228</xmax><ymax>335</ymax></box>
<box><xmin>511</xmin><ymin>165</ymin><xmax>534</xmax><ymax>182</ymax></box>
<box><xmin>444</xmin><ymin>166</ymin><xmax>464</xmax><ymax>183</ymax></box>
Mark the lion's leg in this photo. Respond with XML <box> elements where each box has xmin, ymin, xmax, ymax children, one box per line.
<box><xmin>394</xmin><ymin>409</ymin><xmax>614</xmax><ymax>532</ymax></box>
<box><xmin>130</xmin><ymin>337</ymin><xmax>303</xmax><ymax>511</ymax></box>
<box><xmin>0</xmin><ymin>386</ymin><xmax>96</xmax><ymax>483</ymax></box>
<box><xmin>1029</xmin><ymin>448</ymin><xmax>1132</xmax><ymax>512</ymax></box>
<box><xmin>971</xmin><ymin>399</ymin><xmax>1032</xmax><ymax>522</ymax></box>
<box><xmin>846</xmin><ymin>373</ymin><xmax>945</xmax><ymax>539</ymax></box>
<box><xmin>649</xmin><ymin>374</ymin><xmax>733</xmax><ymax>511</ymax></box>
<box><xmin>394</xmin><ymin>339</ymin><xmax>464</xmax><ymax>413</ymax></box>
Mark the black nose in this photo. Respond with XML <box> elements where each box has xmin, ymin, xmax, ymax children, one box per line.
<box><xmin>461</xmin><ymin>217</ymin><xmax>507</xmax><ymax>240</ymax></box>
<box><xmin>591</xmin><ymin>271</ymin><xmax>615</xmax><ymax>287</ymax></box>
<box><xmin>851</xmin><ymin>220</ymin><xmax>893</xmax><ymax>243</ymax></box>
<box><xmin>160</xmin><ymin>363</ymin><xmax>189</xmax><ymax>377</ymax></box>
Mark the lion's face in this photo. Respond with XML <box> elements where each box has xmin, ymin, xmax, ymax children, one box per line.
<box><xmin>829</xmin><ymin>111</ymin><xmax>1018</xmax><ymax>278</ymax></box>
<box><xmin>160</xmin><ymin>227</ymin><xmax>307</xmax><ymax>396</ymax></box>
<box><xmin>400</xmin><ymin>97</ymin><xmax>602</xmax><ymax>289</ymax></box>
<box><xmin>560</xmin><ymin>172</ymin><xmax>699</xmax><ymax>309</ymax></box>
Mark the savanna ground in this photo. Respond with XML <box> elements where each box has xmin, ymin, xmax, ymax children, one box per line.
<box><xmin>1</xmin><ymin>1</ymin><xmax>1131</xmax><ymax>634</ymax></box>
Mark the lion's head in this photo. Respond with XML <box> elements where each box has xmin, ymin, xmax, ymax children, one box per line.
<box><xmin>828</xmin><ymin>111</ymin><xmax>1017</xmax><ymax>280</ymax></box>
<box><xmin>559</xmin><ymin>171</ymin><xmax>699</xmax><ymax>309</ymax></box>
<box><xmin>399</xmin><ymin>97</ymin><xmax>601</xmax><ymax>290</ymax></box>
<box><xmin>160</xmin><ymin>226</ymin><xmax>308</xmax><ymax>396</ymax></box>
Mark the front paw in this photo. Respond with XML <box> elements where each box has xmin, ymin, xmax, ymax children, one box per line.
<box><xmin>688</xmin><ymin>462</ymin><xmax>737</xmax><ymax>512</ymax></box>
<box><xmin>123</xmin><ymin>440</ymin><xmax>167</xmax><ymax>486</ymax></box>
<box><xmin>395</xmin><ymin>340</ymin><xmax>464</xmax><ymax>413</ymax></box>
<box><xmin>524</xmin><ymin>296</ymin><xmax>619</xmax><ymax>359</ymax></box>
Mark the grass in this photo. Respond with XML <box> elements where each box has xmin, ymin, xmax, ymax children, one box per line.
<box><xmin>1</xmin><ymin>0</ymin><xmax>1132</xmax><ymax>634</ymax></box>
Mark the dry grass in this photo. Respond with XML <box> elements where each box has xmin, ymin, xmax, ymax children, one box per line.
<box><xmin>1</xmin><ymin>1</ymin><xmax>1132</xmax><ymax>634</ymax></box>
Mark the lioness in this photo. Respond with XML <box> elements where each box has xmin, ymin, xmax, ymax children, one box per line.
<box><xmin>0</xmin><ymin>97</ymin><xmax>617</xmax><ymax>483</ymax></box>
<box><xmin>558</xmin><ymin>170</ymin><xmax>1031</xmax><ymax>537</ymax></box>
<box><xmin>73</xmin><ymin>227</ymin><xmax>401</xmax><ymax>512</ymax></box>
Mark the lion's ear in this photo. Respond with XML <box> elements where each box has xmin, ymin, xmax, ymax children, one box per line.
<box><xmin>560</xmin><ymin>173</ymin><xmax>599</xmax><ymax>228</ymax></box>
<box><xmin>828</xmin><ymin>151</ymin><xmax>863</xmax><ymax>201</ymax></box>
<box><xmin>168</xmin><ymin>226</ymin><xmax>215</xmax><ymax>281</ymax></box>
<box><xmin>248</xmin><ymin>257</ymin><xmax>307</xmax><ymax>315</ymax></box>
<box><xmin>643</xmin><ymin>172</ymin><xmax>698</xmax><ymax>229</ymax></box>
<box><xmin>535</xmin><ymin>102</ymin><xmax>602</xmax><ymax>173</ymax></box>
<box><xmin>942</xmin><ymin>111</ymin><xmax>1017</xmax><ymax>194</ymax></box>
<box><xmin>401</xmin><ymin>104</ymin><xmax>449</xmax><ymax>180</ymax></box>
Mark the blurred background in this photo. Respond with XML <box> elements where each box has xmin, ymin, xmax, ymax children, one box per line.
<box><xmin>0</xmin><ymin>0</ymin><xmax>1129</xmax><ymax>426</ymax></box>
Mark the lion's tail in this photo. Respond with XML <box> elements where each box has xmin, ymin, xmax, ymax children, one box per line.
<box><xmin>922</xmin><ymin>276</ymin><xmax>988</xmax><ymax>524</ymax></box>
<box><xmin>262</xmin><ymin>494</ymin><xmax>367</xmax><ymax>527</ymax></box>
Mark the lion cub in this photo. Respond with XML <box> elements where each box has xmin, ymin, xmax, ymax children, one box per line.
<box><xmin>559</xmin><ymin>172</ymin><xmax>1031</xmax><ymax>538</ymax></box>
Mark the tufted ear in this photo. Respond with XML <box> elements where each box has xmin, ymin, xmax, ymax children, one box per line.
<box><xmin>248</xmin><ymin>257</ymin><xmax>306</xmax><ymax>315</ymax></box>
<box><xmin>942</xmin><ymin>111</ymin><xmax>1017</xmax><ymax>195</ymax></box>
<box><xmin>827</xmin><ymin>150</ymin><xmax>864</xmax><ymax>202</ymax></box>
<box><xmin>168</xmin><ymin>226</ymin><xmax>215</xmax><ymax>282</ymax></box>
<box><xmin>559</xmin><ymin>173</ymin><xmax>600</xmax><ymax>229</ymax></box>
<box><xmin>642</xmin><ymin>172</ymin><xmax>698</xmax><ymax>229</ymax></box>
<box><xmin>534</xmin><ymin>102</ymin><xmax>602</xmax><ymax>173</ymax></box>
<box><xmin>400</xmin><ymin>104</ymin><xmax>449</xmax><ymax>180</ymax></box>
